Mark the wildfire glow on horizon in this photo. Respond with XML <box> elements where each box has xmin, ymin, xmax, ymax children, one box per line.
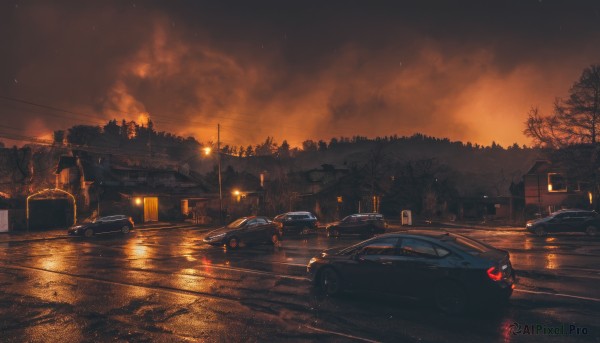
<box><xmin>2</xmin><ymin>1</ymin><xmax>600</xmax><ymax>148</ymax></box>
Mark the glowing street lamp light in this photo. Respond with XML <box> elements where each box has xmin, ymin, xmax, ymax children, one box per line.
<box><xmin>232</xmin><ymin>189</ymin><xmax>242</xmax><ymax>202</ymax></box>
<box><xmin>203</xmin><ymin>147</ymin><xmax>212</xmax><ymax>156</ymax></box>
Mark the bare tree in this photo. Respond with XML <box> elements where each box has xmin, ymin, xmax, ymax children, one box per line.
<box><xmin>525</xmin><ymin>64</ymin><xmax>600</xmax><ymax>147</ymax></box>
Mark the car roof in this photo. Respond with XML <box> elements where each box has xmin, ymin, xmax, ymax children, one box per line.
<box><xmin>372</xmin><ymin>230</ymin><xmax>460</xmax><ymax>242</ymax></box>
<box><xmin>100</xmin><ymin>214</ymin><xmax>127</xmax><ymax>219</ymax></box>
<box><xmin>233</xmin><ymin>216</ymin><xmax>271</xmax><ymax>222</ymax></box>
<box><xmin>553</xmin><ymin>209</ymin><xmax>594</xmax><ymax>213</ymax></box>
<box><xmin>284</xmin><ymin>211</ymin><xmax>314</xmax><ymax>215</ymax></box>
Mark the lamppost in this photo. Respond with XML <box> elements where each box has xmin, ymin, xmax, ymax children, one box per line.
<box><xmin>203</xmin><ymin>124</ymin><xmax>223</xmax><ymax>224</ymax></box>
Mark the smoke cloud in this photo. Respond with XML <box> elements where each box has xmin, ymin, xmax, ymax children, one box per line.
<box><xmin>2</xmin><ymin>1</ymin><xmax>600</xmax><ymax>147</ymax></box>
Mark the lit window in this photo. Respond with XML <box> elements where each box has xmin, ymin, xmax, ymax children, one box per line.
<box><xmin>548</xmin><ymin>173</ymin><xmax>567</xmax><ymax>192</ymax></box>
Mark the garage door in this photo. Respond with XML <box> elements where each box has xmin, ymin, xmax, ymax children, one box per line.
<box><xmin>144</xmin><ymin>197</ymin><xmax>159</xmax><ymax>222</ymax></box>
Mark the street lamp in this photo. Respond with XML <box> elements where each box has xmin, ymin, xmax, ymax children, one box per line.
<box><xmin>203</xmin><ymin>125</ymin><xmax>223</xmax><ymax>224</ymax></box>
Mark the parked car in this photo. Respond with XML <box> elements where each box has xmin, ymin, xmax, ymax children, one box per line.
<box><xmin>203</xmin><ymin>216</ymin><xmax>281</xmax><ymax>249</ymax></box>
<box><xmin>273</xmin><ymin>211</ymin><xmax>319</xmax><ymax>235</ymax></box>
<box><xmin>526</xmin><ymin>209</ymin><xmax>599</xmax><ymax>236</ymax></box>
<box><xmin>326</xmin><ymin>213</ymin><xmax>386</xmax><ymax>237</ymax></box>
<box><xmin>68</xmin><ymin>215</ymin><xmax>134</xmax><ymax>237</ymax></box>
<box><xmin>307</xmin><ymin>231</ymin><xmax>515</xmax><ymax>314</ymax></box>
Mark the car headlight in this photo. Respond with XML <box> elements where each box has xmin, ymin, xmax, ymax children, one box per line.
<box><xmin>526</xmin><ymin>223</ymin><xmax>532</xmax><ymax>227</ymax></box>
<box><xmin>308</xmin><ymin>257</ymin><xmax>317</xmax><ymax>265</ymax></box>
<box><xmin>209</xmin><ymin>233</ymin><xmax>226</xmax><ymax>240</ymax></box>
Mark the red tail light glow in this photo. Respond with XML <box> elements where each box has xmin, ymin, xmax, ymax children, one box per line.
<box><xmin>487</xmin><ymin>266</ymin><xmax>502</xmax><ymax>281</ymax></box>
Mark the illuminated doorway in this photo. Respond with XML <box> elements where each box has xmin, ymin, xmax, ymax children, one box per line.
<box><xmin>143</xmin><ymin>197</ymin><xmax>159</xmax><ymax>222</ymax></box>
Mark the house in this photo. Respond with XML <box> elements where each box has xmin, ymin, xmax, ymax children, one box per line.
<box><xmin>284</xmin><ymin>164</ymin><xmax>388</xmax><ymax>221</ymax></box>
<box><xmin>523</xmin><ymin>160</ymin><xmax>590</xmax><ymax>215</ymax></box>
<box><xmin>55</xmin><ymin>150</ymin><xmax>212</xmax><ymax>223</ymax></box>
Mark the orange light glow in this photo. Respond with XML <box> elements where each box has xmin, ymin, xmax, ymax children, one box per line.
<box><xmin>203</xmin><ymin>147</ymin><xmax>212</xmax><ymax>155</ymax></box>
<box><xmin>137</xmin><ymin>113</ymin><xmax>149</xmax><ymax>126</ymax></box>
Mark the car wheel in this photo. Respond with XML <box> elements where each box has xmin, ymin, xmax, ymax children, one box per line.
<box><xmin>586</xmin><ymin>225</ymin><xmax>598</xmax><ymax>236</ymax></box>
<box><xmin>227</xmin><ymin>236</ymin><xmax>240</xmax><ymax>249</ymax></box>
<box><xmin>121</xmin><ymin>225</ymin><xmax>131</xmax><ymax>234</ymax></box>
<box><xmin>534</xmin><ymin>225</ymin><xmax>546</xmax><ymax>237</ymax></box>
<box><xmin>319</xmin><ymin>267</ymin><xmax>342</xmax><ymax>296</ymax></box>
<box><xmin>435</xmin><ymin>281</ymin><xmax>468</xmax><ymax>315</ymax></box>
<box><xmin>84</xmin><ymin>228</ymin><xmax>94</xmax><ymax>238</ymax></box>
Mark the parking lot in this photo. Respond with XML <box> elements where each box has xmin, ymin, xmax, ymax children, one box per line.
<box><xmin>1</xmin><ymin>224</ymin><xmax>599</xmax><ymax>342</ymax></box>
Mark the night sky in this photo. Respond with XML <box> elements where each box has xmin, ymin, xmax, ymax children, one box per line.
<box><xmin>2</xmin><ymin>0</ymin><xmax>600</xmax><ymax>147</ymax></box>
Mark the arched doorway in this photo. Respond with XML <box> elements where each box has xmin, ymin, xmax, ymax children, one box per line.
<box><xmin>27</xmin><ymin>188</ymin><xmax>77</xmax><ymax>230</ymax></box>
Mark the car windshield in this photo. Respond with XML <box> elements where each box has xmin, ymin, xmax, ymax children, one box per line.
<box><xmin>341</xmin><ymin>216</ymin><xmax>354</xmax><ymax>222</ymax></box>
<box><xmin>226</xmin><ymin>218</ymin><xmax>247</xmax><ymax>229</ymax></box>
<box><xmin>92</xmin><ymin>217</ymin><xmax>107</xmax><ymax>223</ymax></box>
<box><xmin>338</xmin><ymin>240</ymin><xmax>369</xmax><ymax>255</ymax></box>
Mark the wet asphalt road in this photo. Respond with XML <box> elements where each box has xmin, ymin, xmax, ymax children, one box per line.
<box><xmin>1</xmin><ymin>225</ymin><xmax>600</xmax><ymax>343</ymax></box>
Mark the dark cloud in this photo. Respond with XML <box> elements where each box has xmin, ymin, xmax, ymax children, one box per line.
<box><xmin>2</xmin><ymin>0</ymin><xmax>600</xmax><ymax>147</ymax></box>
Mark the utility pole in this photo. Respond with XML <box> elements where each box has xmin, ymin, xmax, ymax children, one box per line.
<box><xmin>218</xmin><ymin>124</ymin><xmax>223</xmax><ymax>224</ymax></box>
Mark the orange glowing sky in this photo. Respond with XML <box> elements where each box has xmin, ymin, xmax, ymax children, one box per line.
<box><xmin>1</xmin><ymin>1</ymin><xmax>600</xmax><ymax>147</ymax></box>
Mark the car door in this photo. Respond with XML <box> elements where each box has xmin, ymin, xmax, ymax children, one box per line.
<box><xmin>254</xmin><ymin>217</ymin><xmax>271</xmax><ymax>241</ymax></box>
<box><xmin>393</xmin><ymin>238</ymin><xmax>449</xmax><ymax>297</ymax></box>
<box><xmin>106</xmin><ymin>216</ymin><xmax>121</xmax><ymax>232</ymax></box>
<box><xmin>547</xmin><ymin>212</ymin><xmax>569</xmax><ymax>232</ymax></box>
<box><xmin>237</xmin><ymin>218</ymin><xmax>255</xmax><ymax>241</ymax></box>
<box><xmin>580</xmin><ymin>211</ymin><xmax>598</xmax><ymax>232</ymax></box>
<box><xmin>343</xmin><ymin>216</ymin><xmax>363</xmax><ymax>234</ymax></box>
<box><xmin>96</xmin><ymin>216</ymin><xmax>113</xmax><ymax>234</ymax></box>
<box><xmin>572</xmin><ymin>212</ymin><xmax>591</xmax><ymax>232</ymax></box>
<box><xmin>340</xmin><ymin>237</ymin><xmax>400</xmax><ymax>292</ymax></box>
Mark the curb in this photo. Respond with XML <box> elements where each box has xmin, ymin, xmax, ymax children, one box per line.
<box><xmin>0</xmin><ymin>222</ymin><xmax>207</xmax><ymax>244</ymax></box>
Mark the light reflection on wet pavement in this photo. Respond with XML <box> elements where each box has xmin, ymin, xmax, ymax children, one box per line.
<box><xmin>0</xmin><ymin>225</ymin><xmax>599</xmax><ymax>342</ymax></box>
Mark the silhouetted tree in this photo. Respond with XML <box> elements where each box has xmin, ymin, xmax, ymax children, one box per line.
<box><xmin>53</xmin><ymin>130</ymin><xmax>65</xmax><ymax>145</ymax></box>
<box><xmin>277</xmin><ymin>140</ymin><xmax>290</xmax><ymax>158</ymax></box>
<box><xmin>302</xmin><ymin>140</ymin><xmax>317</xmax><ymax>152</ymax></box>
<box><xmin>255</xmin><ymin>136</ymin><xmax>276</xmax><ymax>156</ymax></box>
<box><xmin>67</xmin><ymin>125</ymin><xmax>101</xmax><ymax>146</ymax></box>
<box><xmin>245</xmin><ymin>145</ymin><xmax>254</xmax><ymax>157</ymax></box>
<box><xmin>318</xmin><ymin>140</ymin><xmax>328</xmax><ymax>151</ymax></box>
<box><xmin>103</xmin><ymin>119</ymin><xmax>120</xmax><ymax>137</ymax></box>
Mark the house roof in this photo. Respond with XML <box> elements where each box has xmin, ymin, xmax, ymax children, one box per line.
<box><xmin>525</xmin><ymin>160</ymin><xmax>552</xmax><ymax>175</ymax></box>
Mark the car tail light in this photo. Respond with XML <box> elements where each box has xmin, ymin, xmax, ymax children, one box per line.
<box><xmin>487</xmin><ymin>266</ymin><xmax>502</xmax><ymax>281</ymax></box>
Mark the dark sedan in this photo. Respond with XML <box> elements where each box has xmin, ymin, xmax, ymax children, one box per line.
<box><xmin>526</xmin><ymin>209</ymin><xmax>599</xmax><ymax>236</ymax></box>
<box><xmin>273</xmin><ymin>211</ymin><xmax>319</xmax><ymax>235</ymax></box>
<box><xmin>68</xmin><ymin>215</ymin><xmax>134</xmax><ymax>237</ymax></box>
<box><xmin>203</xmin><ymin>216</ymin><xmax>281</xmax><ymax>249</ymax></box>
<box><xmin>326</xmin><ymin>213</ymin><xmax>386</xmax><ymax>238</ymax></box>
<box><xmin>307</xmin><ymin>231</ymin><xmax>515</xmax><ymax>314</ymax></box>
